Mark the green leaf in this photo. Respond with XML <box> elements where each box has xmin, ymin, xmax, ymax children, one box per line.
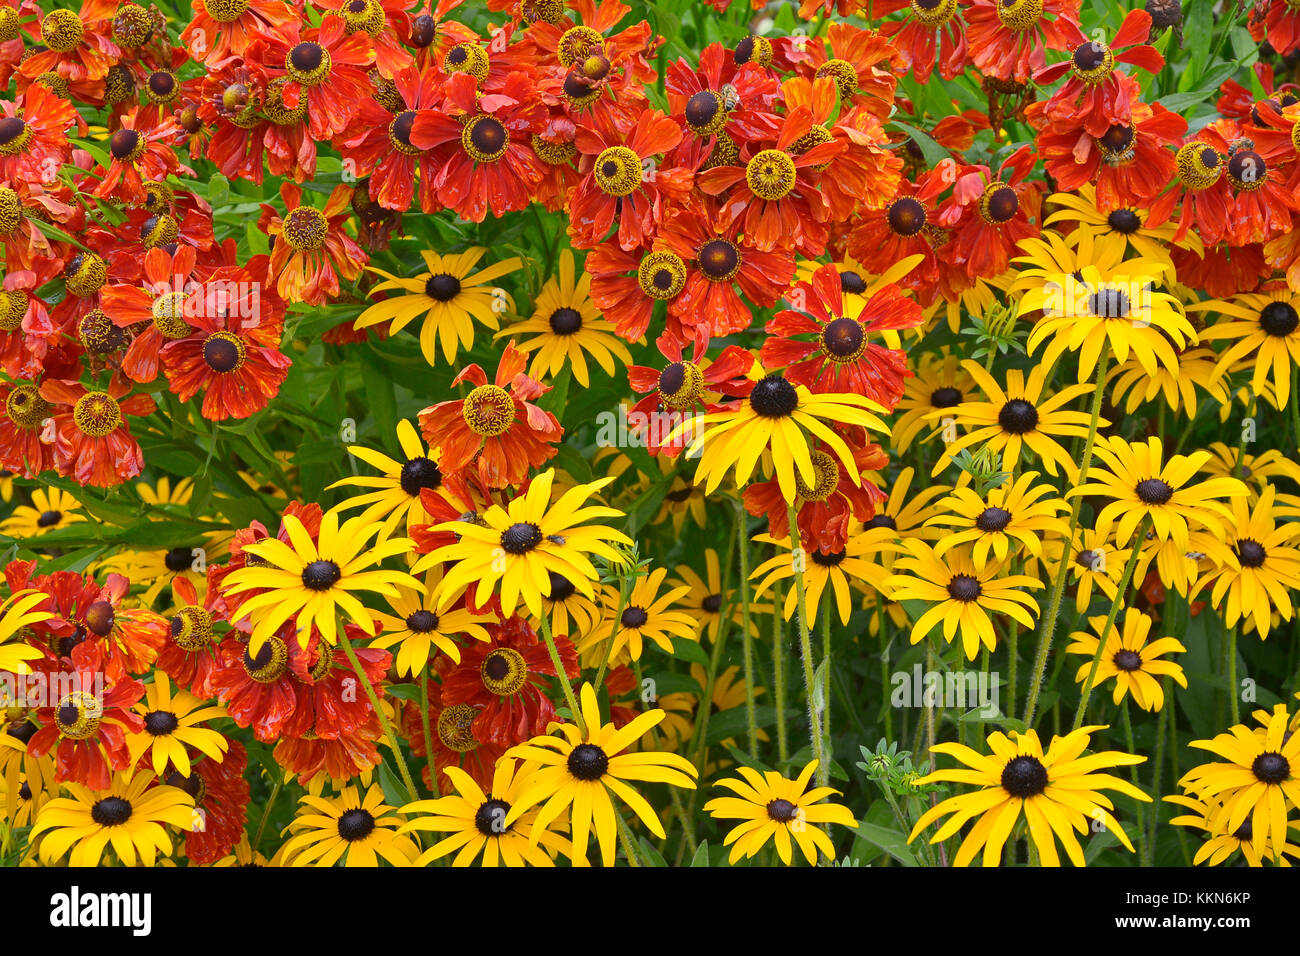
<box><xmin>889</xmin><ymin>121</ymin><xmax>948</xmax><ymax>167</ymax></box>
<box><xmin>207</xmin><ymin>173</ymin><xmax>230</xmax><ymax>208</ymax></box>
<box><xmin>668</xmin><ymin>636</ymin><xmax>709</xmax><ymax>667</ymax></box>
<box><xmin>689</xmin><ymin>840</ymin><xmax>711</xmax><ymax>867</ymax></box>
<box><xmin>636</xmin><ymin>837</ymin><xmax>668</xmax><ymax>867</ymax></box>
<box><xmin>385</xmin><ymin>683</ymin><xmax>421</xmax><ymax>702</ymax></box>
<box><xmin>705</xmin><ymin>705</ymin><xmax>781</xmax><ymax>747</ymax></box>
<box><xmin>851</xmin><ymin>820</ymin><xmax>919</xmax><ymax>867</ymax></box>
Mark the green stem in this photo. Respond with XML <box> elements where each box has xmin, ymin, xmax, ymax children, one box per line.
<box><xmin>786</xmin><ymin>503</ymin><xmax>827</xmax><ymax>781</ymax></box>
<box><xmin>773</xmin><ymin>580</ymin><xmax>789</xmax><ymax>763</ymax></box>
<box><xmin>819</xmin><ymin>588</ymin><xmax>832</xmax><ymax>785</ymax></box>
<box><xmin>737</xmin><ymin>500</ymin><xmax>759</xmax><ymax>753</ymax></box>
<box><xmin>614</xmin><ymin>807</ymin><xmax>642</xmax><ymax>867</ymax></box>
<box><xmin>418</xmin><ymin>669</ymin><xmax>438</xmax><ymax>798</ymax></box>
<box><xmin>253</xmin><ymin>775</ymin><xmax>283</xmax><ymax>854</ymax></box>
<box><xmin>1120</xmin><ymin>698</ymin><xmax>1146</xmax><ymax>864</ymax></box>
<box><xmin>340</xmin><ymin>630</ymin><xmax>419</xmax><ymax>802</ymax></box>
<box><xmin>1227</xmin><ymin>623</ymin><xmax>1240</xmax><ymax>724</ymax></box>
<box><xmin>1147</xmin><ymin>676</ymin><xmax>1171</xmax><ymax>867</ymax></box>
<box><xmin>1006</xmin><ymin>620</ymin><xmax>1018</xmax><ymax>722</ymax></box>
<box><xmin>1071</xmin><ymin>516</ymin><xmax>1149</xmax><ymax>731</ymax></box>
<box><xmin>537</xmin><ymin>609</ymin><xmax>584</xmax><ymax>734</ymax></box>
<box><xmin>1024</xmin><ymin>345</ymin><xmax>1111</xmax><ymax>727</ymax></box>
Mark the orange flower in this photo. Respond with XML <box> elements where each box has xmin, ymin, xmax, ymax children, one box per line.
<box><xmin>261</xmin><ymin>182</ymin><xmax>367</xmax><ymax>306</ymax></box>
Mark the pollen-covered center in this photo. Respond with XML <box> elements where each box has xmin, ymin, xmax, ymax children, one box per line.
<box><xmin>1000</xmin><ymin>754</ymin><xmax>1048</xmax><ymax>797</ymax></box>
<box><xmin>0</xmin><ymin>117</ymin><xmax>31</xmax><ymax>157</ymax></box>
<box><xmin>685</xmin><ymin>89</ymin><xmax>727</xmax><ymax>135</ymax></box>
<box><xmin>815</xmin><ymin>58</ymin><xmax>858</xmax><ymax>98</ymax></box>
<box><xmin>997</xmin><ymin>0</ymin><xmax>1044</xmax><ymax>31</ymax></box>
<box><xmin>1227</xmin><ymin>148</ymin><xmax>1266</xmax><ymax>191</ymax></box>
<box><xmin>301</xmin><ymin>559</ymin><xmax>341</xmax><ymax>591</ymax></box>
<box><xmin>567</xmin><ymin>742</ymin><xmax>609</xmax><ymax>780</ymax></box>
<box><xmin>1175</xmin><ymin>142</ymin><xmax>1223</xmax><ymax>190</ymax></box>
<box><xmin>821</xmin><ymin>316</ymin><xmax>866</xmax><ymax>362</ymax></box>
<box><xmin>7</xmin><ymin>385</ymin><xmax>53</xmax><ymax>430</ymax></box>
<box><xmin>286</xmin><ymin>42</ymin><xmax>331</xmax><ymax>86</ymax></box>
<box><xmin>461</xmin><ymin>384</ymin><xmax>514</xmax><ymax>437</ymax></box>
<box><xmin>480</xmin><ymin>647</ymin><xmax>528</xmax><ymax>696</ymax></box>
<box><xmin>637</xmin><ymin>250</ymin><xmax>687</xmax><ymax>300</ymax></box>
<box><xmin>73</xmin><ymin>392</ymin><xmax>122</xmax><ymax>438</ymax></box>
<box><xmin>794</xmin><ymin>450</ymin><xmax>840</xmax><ymax>502</ymax></box>
<box><xmin>593</xmin><ymin>145</ymin><xmax>643</xmax><ymax>197</ymax></box>
<box><xmin>437</xmin><ymin>704</ymin><xmax>479</xmax><ymax>751</ymax></box>
<box><xmin>979</xmin><ymin>182</ymin><xmax>1019</xmax><ymax>224</ymax></box>
<box><xmin>282</xmin><ymin>205</ymin><xmax>328</xmax><ymax>251</ymax></box>
<box><xmin>657</xmin><ymin>360</ymin><xmax>704</xmax><ymax>410</ymax></box>
<box><xmin>170</xmin><ymin>606</ymin><xmax>214</xmax><ymax>651</ymax></box>
<box><xmin>244</xmin><ymin>635</ymin><xmax>289</xmax><ymax>682</ymax></box>
<box><xmin>1070</xmin><ymin>40</ymin><xmax>1114</xmax><ymax>81</ymax></box>
<box><xmin>202</xmin><ymin>0</ymin><xmax>252</xmax><ymax>23</ymax></box>
<box><xmin>886</xmin><ymin>196</ymin><xmax>927</xmax><ymax>236</ymax></box>
<box><xmin>910</xmin><ymin>0</ymin><xmax>958</xmax><ymax>25</ymax></box>
<box><xmin>150</xmin><ymin>291</ymin><xmax>191</xmax><ymax>339</ymax></box>
<box><xmin>500</xmin><ymin>521</ymin><xmax>542</xmax><ymax>555</ymax></box>
<box><xmin>744</xmin><ymin>148</ymin><xmax>797</xmax><ymax>201</ymax></box>
<box><xmin>749</xmin><ymin>374</ymin><xmax>799</xmax><ymax>418</ymax></box>
<box><xmin>41</xmin><ymin>9</ymin><xmax>84</xmax><ymax>51</ymax></box>
<box><xmin>462</xmin><ymin>115</ymin><xmax>509</xmax><ymax>163</ymax></box>
<box><xmin>55</xmin><ymin>692</ymin><xmax>101</xmax><ymax>740</ymax></box>
<box><xmin>697</xmin><ymin>238</ymin><xmax>741</xmax><ymax>281</ymax></box>
<box><xmin>65</xmin><ymin>252</ymin><xmax>109</xmax><ymax>298</ymax></box>
<box><xmin>388</xmin><ymin>110</ymin><xmax>420</xmax><ymax>156</ymax></box>
<box><xmin>203</xmin><ymin>332</ymin><xmax>247</xmax><ymax>373</ymax></box>
<box><xmin>1096</xmin><ymin>123</ymin><xmax>1136</xmax><ymax>163</ymax></box>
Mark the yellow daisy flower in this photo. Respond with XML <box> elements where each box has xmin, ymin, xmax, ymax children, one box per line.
<box><xmin>495</xmin><ymin>249</ymin><xmax>634</xmax><ymax>387</ymax></box>
<box><xmin>909</xmin><ymin>726</ymin><xmax>1149</xmax><ymax>866</ymax></box>
<box><xmin>1065</xmin><ymin>609</ymin><xmax>1187</xmax><ymax>711</ymax></box>
<box><xmin>704</xmin><ymin>759</ymin><xmax>856</xmax><ymax>865</ymax></box>
<box><xmin>354</xmin><ymin>248</ymin><xmax>522</xmax><ymax>367</ymax></box>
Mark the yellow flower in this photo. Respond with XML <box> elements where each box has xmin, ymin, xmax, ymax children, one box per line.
<box><xmin>280</xmin><ymin>783</ymin><xmax>419</xmax><ymax>867</ymax></box>
<box><xmin>909</xmin><ymin>726</ymin><xmax>1149</xmax><ymax>866</ymax></box>
<box><xmin>223</xmin><ymin>509</ymin><xmax>420</xmax><ymax>653</ymax></box>
<box><xmin>127</xmin><ymin>674</ymin><xmax>229</xmax><ymax>777</ymax></box>
<box><xmin>399</xmin><ymin>758</ymin><xmax>573</xmax><ymax>867</ymax></box>
<box><xmin>30</xmin><ymin>770</ymin><xmax>195</xmax><ymax>867</ymax></box>
<box><xmin>355</xmin><ymin>248</ymin><xmax>521</xmax><ymax>367</ymax></box>
<box><xmin>884</xmin><ymin>541</ymin><xmax>1043</xmax><ymax>660</ymax></box>
<box><xmin>1065</xmin><ymin>609</ymin><xmax>1187</xmax><ymax>711</ymax></box>
<box><xmin>506</xmin><ymin>683</ymin><xmax>698</xmax><ymax>867</ymax></box>
<box><xmin>495</xmin><ymin>249</ymin><xmax>634</xmax><ymax>387</ymax></box>
<box><xmin>705</xmin><ymin>760</ymin><xmax>856</xmax><ymax>865</ymax></box>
